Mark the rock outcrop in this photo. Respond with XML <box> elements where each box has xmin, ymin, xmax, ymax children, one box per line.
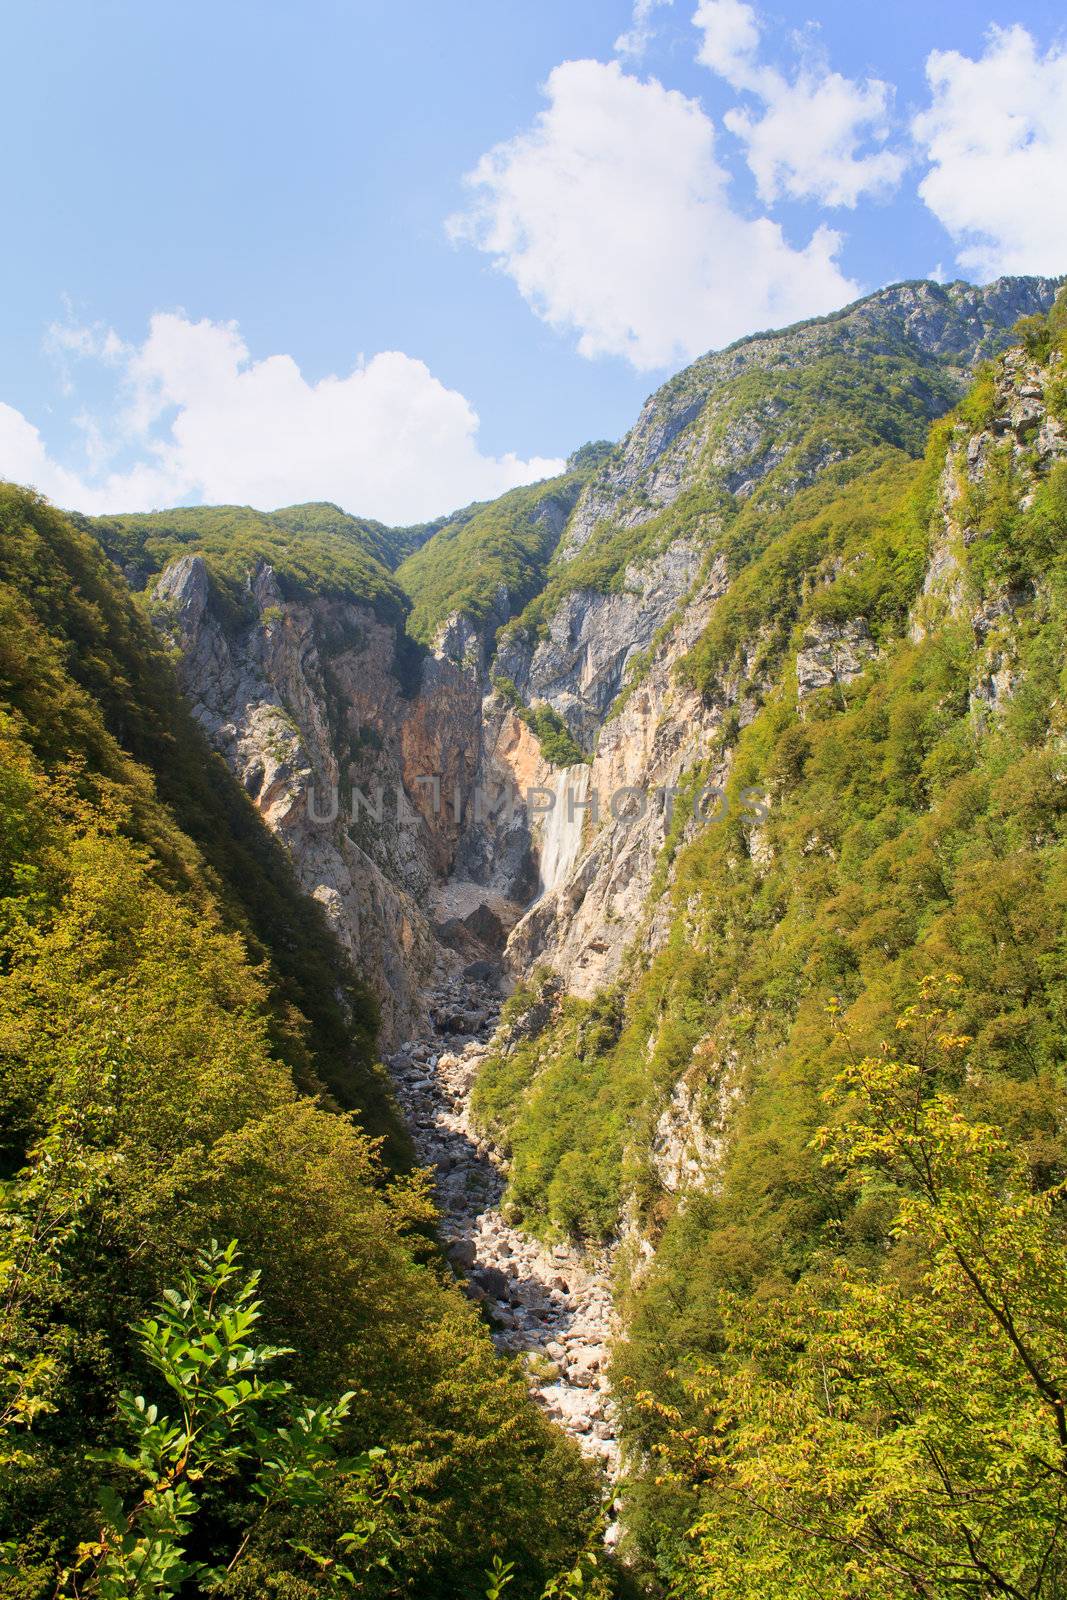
<box><xmin>913</xmin><ymin>341</ymin><xmax>1066</xmax><ymax>716</ymax></box>
<box><xmin>152</xmin><ymin>555</ymin><xmax>481</xmax><ymax>1044</ymax></box>
<box><xmin>795</xmin><ymin>617</ymin><xmax>876</xmax><ymax>702</ymax></box>
<box><xmin>494</xmin><ymin>540</ymin><xmax>704</xmax><ymax>751</ymax></box>
<box><xmin>504</xmin><ymin>555</ymin><xmax>732</xmax><ymax>995</ymax></box>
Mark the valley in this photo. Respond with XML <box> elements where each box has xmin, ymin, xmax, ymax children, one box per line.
<box><xmin>5</xmin><ymin>271</ymin><xmax>1067</xmax><ymax>1597</ymax></box>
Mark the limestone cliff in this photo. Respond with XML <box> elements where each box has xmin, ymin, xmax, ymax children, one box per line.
<box><xmin>491</xmin><ymin>275</ymin><xmax>1063</xmax><ymax>993</ymax></box>
<box><xmin>132</xmin><ymin>274</ymin><xmax>1061</xmax><ymax>1061</ymax></box>
<box><xmin>151</xmin><ymin>552</ymin><xmax>478</xmax><ymax>1044</ymax></box>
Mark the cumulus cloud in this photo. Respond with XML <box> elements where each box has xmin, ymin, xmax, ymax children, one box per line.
<box><xmin>615</xmin><ymin>0</ymin><xmax>673</xmax><ymax>60</ymax></box>
<box><xmin>448</xmin><ymin>57</ymin><xmax>858</xmax><ymax>371</ymax></box>
<box><xmin>913</xmin><ymin>24</ymin><xmax>1067</xmax><ymax>279</ymax></box>
<box><xmin>693</xmin><ymin>0</ymin><xmax>760</xmax><ymax>79</ymax></box>
<box><xmin>693</xmin><ymin>0</ymin><xmax>904</xmax><ymax>208</ymax></box>
<box><xmin>0</xmin><ymin>314</ymin><xmax>563</xmax><ymax>522</ymax></box>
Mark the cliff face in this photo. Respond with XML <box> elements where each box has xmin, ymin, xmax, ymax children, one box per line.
<box><xmin>490</xmin><ymin>275</ymin><xmax>1063</xmax><ymax>991</ymax></box>
<box><xmin>503</xmin><ymin>553</ymin><xmax>731</xmax><ymax>994</ymax></box>
<box><xmin>152</xmin><ymin>552</ymin><xmax>478</xmax><ymax>1044</ymax></box>
<box><xmin>557</xmin><ymin>275</ymin><xmax>1063</xmax><ymax>562</ymax></box>
<box><xmin>493</xmin><ymin>540</ymin><xmax>705</xmax><ymax>750</ymax></box>
<box><xmin>141</xmin><ymin>274</ymin><xmax>1062</xmax><ymax>1058</ymax></box>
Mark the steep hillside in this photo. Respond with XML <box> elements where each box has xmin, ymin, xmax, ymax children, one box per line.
<box><xmin>396</xmin><ymin>448</ymin><xmax>610</xmax><ymax>648</ymax></box>
<box><xmin>493</xmin><ymin>276</ymin><xmax>1063</xmax><ymax>749</ymax></box>
<box><xmin>0</xmin><ymin>486</ymin><xmax>399</xmax><ymax>1140</ymax></box>
<box><xmin>87</xmin><ymin>501</ymin><xmax>413</xmax><ymax>624</ymax></box>
<box><xmin>471</xmin><ymin>288</ymin><xmax>1067</xmax><ymax>1592</ymax></box>
<box><xmin>0</xmin><ymin>486</ymin><xmax>604</xmax><ymax>1599</ymax></box>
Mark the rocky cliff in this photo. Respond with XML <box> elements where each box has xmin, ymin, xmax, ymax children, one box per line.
<box><xmin>492</xmin><ymin>274</ymin><xmax>1063</xmax><ymax>991</ymax></box>
<box><xmin>150</xmin><ymin>551</ymin><xmax>475</xmax><ymax>1044</ymax></box>
<box><xmin>123</xmin><ymin>274</ymin><xmax>1062</xmax><ymax>1052</ymax></box>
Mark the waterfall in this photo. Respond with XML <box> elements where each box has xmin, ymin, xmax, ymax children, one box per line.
<box><xmin>536</xmin><ymin>766</ymin><xmax>590</xmax><ymax>898</ymax></box>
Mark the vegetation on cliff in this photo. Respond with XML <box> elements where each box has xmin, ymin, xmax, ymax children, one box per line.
<box><xmin>643</xmin><ymin>981</ymin><xmax>1067</xmax><ymax>1598</ymax></box>
<box><xmin>0</xmin><ymin>486</ymin><xmax>391</xmax><ymax>1136</ymax></box>
<box><xmin>472</xmin><ymin>294</ymin><xmax>1067</xmax><ymax>1592</ymax></box>
<box><xmin>499</xmin><ymin>280</ymin><xmax>1061</xmax><ymax>656</ymax></box>
<box><xmin>0</xmin><ymin>487</ymin><xmax>604</xmax><ymax>1597</ymax></box>
<box><xmin>396</xmin><ymin>472</ymin><xmax>588</xmax><ymax>647</ymax></box>
<box><xmin>86</xmin><ymin>502</ymin><xmax>413</xmax><ymax>628</ymax></box>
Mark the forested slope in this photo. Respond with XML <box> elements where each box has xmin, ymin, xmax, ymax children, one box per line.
<box><xmin>396</xmin><ymin>449</ymin><xmax>610</xmax><ymax>648</ymax></box>
<box><xmin>471</xmin><ymin>291</ymin><xmax>1067</xmax><ymax>1595</ymax></box>
<box><xmin>0</xmin><ymin>488</ymin><xmax>603</xmax><ymax>1598</ymax></box>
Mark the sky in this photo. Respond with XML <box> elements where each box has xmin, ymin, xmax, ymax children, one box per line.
<box><xmin>1</xmin><ymin>0</ymin><xmax>1065</xmax><ymax>525</ymax></box>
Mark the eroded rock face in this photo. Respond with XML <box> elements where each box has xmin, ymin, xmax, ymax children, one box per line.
<box><xmin>913</xmin><ymin>344</ymin><xmax>1067</xmax><ymax>723</ymax></box>
<box><xmin>494</xmin><ymin>541</ymin><xmax>704</xmax><ymax>752</ymax></box>
<box><xmin>796</xmin><ymin>617</ymin><xmax>876</xmax><ymax>702</ymax></box>
<box><xmin>152</xmin><ymin>556</ymin><xmax>482</xmax><ymax>1045</ymax></box>
<box><xmin>649</xmin><ymin>1050</ymin><xmax>739</xmax><ymax>1199</ymax></box>
<box><xmin>504</xmin><ymin>555</ymin><xmax>731</xmax><ymax>996</ymax></box>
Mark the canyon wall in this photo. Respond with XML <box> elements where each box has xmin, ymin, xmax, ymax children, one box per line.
<box><xmin>148</xmin><ymin>275</ymin><xmax>1062</xmax><ymax>1053</ymax></box>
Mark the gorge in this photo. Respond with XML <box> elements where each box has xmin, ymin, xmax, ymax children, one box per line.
<box><xmin>4</xmin><ymin>271</ymin><xmax>1067</xmax><ymax>1597</ymax></box>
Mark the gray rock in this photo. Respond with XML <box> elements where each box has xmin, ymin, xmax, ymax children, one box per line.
<box><xmin>796</xmin><ymin>618</ymin><xmax>875</xmax><ymax>702</ymax></box>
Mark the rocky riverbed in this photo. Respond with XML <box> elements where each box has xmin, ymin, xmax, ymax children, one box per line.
<box><xmin>384</xmin><ymin>976</ymin><xmax>620</xmax><ymax>1479</ymax></box>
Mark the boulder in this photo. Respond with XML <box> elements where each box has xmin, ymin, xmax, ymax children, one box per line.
<box><xmin>473</xmin><ymin>1265</ymin><xmax>510</xmax><ymax>1300</ymax></box>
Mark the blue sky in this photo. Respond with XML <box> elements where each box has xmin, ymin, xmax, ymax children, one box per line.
<box><xmin>1</xmin><ymin>0</ymin><xmax>1065</xmax><ymax>523</ymax></box>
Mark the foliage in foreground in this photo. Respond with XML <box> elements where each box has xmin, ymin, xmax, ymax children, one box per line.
<box><xmin>47</xmin><ymin>1242</ymin><xmax>388</xmax><ymax>1598</ymax></box>
<box><xmin>3</xmin><ymin>1239</ymin><xmax>611</xmax><ymax>1599</ymax></box>
<box><xmin>0</xmin><ymin>488</ymin><xmax>603</xmax><ymax>1596</ymax></box>
<box><xmin>642</xmin><ymin>981</ymin><xmax>1067</xmax><ymax>1598</ymax></box>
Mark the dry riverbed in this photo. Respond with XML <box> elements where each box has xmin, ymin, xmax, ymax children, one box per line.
<box><xmin>385</xmin><ymin>977</ymin><xmax>621</xmax><ymax>1481</ymax></box>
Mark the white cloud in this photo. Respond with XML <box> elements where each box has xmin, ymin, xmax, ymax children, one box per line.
<box><xmin>615</xmin><ymin>0</ymin><xmax>673</xmax><ymax>60</ymax></box>
<box><xmin>448</xmin><ymin>57</ymin><xmax>858</xmax><ymax>371</ymax></box>
<box><xmin>0</xmin><ymin>401</ymin><xmax>176</xmax><ymax>515</ymax></box>
<box><xmin>913</xmin><ymin>24</ymin><xmax>1067</xmax><ymax>279</ymax></box>
<box><xmin>693</xmin><ymin>0</ymin><xmax>760</xmax><ymax>80</ymax></box>
<box><xmin>693</xmin><ymin>0</ymin><xmax>904</xmax><ymax>208</ymax></box>
<box><xmin>0</xmin><ymin>313</ymin><xmax>564</xmax><ymax>522</ymax></box>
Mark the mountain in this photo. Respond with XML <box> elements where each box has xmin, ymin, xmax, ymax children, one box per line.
<box><xmin>474</xmin><ymin>279</ymin><xmax>1067</xmax><ymax>1590</ymax></box>
<box><xmin>3</xmin><ymin>272</ymin><xmax>1066</xmax><ymax>1597</ymax></box>
<box><xmin>0</xmin><ymin>490</ymin><xmax>603</xmax><ymax>1597</ymax></box>
<box><xmin>80</xmin><ymin>279</ymin><xmax>1059</xmax><ymax>1041</ymax></box>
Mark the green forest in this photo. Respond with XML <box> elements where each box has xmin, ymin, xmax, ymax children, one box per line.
<box><xmin>470</xmin><ymin>292</ymin><xmax>1067</xmax><ymax>1594</ymax></box>
<box><xmin>2</xmin><ymin>285</ymin><xmax>1066</xmax><ymax>1599</ymax></box>
<box><xmin>0</xmin><ymin>490</ymin><xmax>605</xmax><ymax>1598</ymax></box>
